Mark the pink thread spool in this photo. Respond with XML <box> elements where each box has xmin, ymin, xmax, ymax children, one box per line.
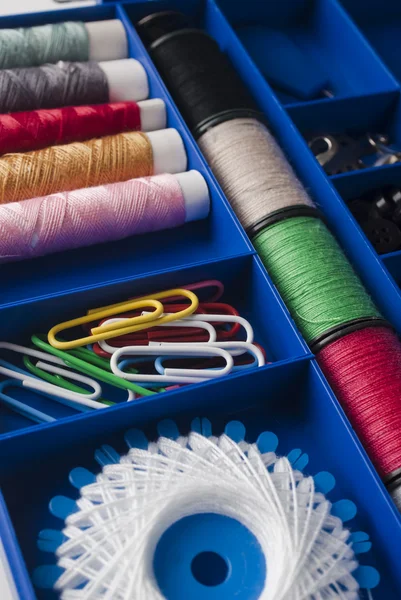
<box><xmin>0</xmin><ymin>171</ymin><xmax>209</xmax><ymax>262</ymax></box>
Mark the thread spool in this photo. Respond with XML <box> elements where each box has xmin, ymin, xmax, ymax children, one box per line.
<box><xmin>316</xmin><ymin>325</ymin><xmax>401</xmax><ymax>508</ymax></box>
<box><xmin>0</xmin><ymin>99</ymin><xmax>166</xmax><ymax>155</ymax></box>
<box><xmin>34</xmin><ymin>420</ymin><xmax>378</xmax><ymax>598</ymax></box>
<box><xmin>0</xmin><ymin>19</ymin><xmax>128</xmax><ymax>69</ymax></box>
<box><xmin>0</xmin><ymin>59</ymin><xmax>149</xmax><ymax>114</ymax></box>
<box><xmin>0</xmin><ymin>171</ymin><xmax>209</xmax><ymax>262</ymax></box>
<box><xmin>253</xmin><ymin>216</ymin><xmax>382</xmax><ymax>345</ymax></box>
<box><xmin>146</xmin><ymin>28</ymin><xmax>260</xmax><ymax>135</ymax></box>
<box><xmin>198</xmin><ymin>118</ymin><xmax>317</xmax><ymax>232</ymax></box>
<box><xmin>0</xmin><ymin>128</ymin><xmax>187</xmax><ymax>204</ymax></box>
<box><xmin>137</xmin><ymin>11</ymin><xmax>192</xmax><ymax>47</ymax></box>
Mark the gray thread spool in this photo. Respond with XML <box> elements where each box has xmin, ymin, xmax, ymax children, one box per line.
<box><xmin>0</xmin><ymin>62</ymin><xmax>109</xmax><ymax>113</ymax></box>
<box><xmin>0</xmin><ymin>22</ymin><xmax>89</xmax><ymax>70</ymax></box>
<box><xmin>198</xmin><ymin>118</ymin><xmax>316</xmax><ymax>232</ymax></box>
<box><xmin>0</xmin><ymin>20</ymin><xmax>129</xmax><ymax>70</ymax></box>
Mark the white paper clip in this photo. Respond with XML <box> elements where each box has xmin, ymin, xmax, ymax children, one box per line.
<box><xmin>0</xmin><ymin>341</ymin><xmax>105</xmax><ymax>410</ymax></box>
<box><xmin>145</xmin><ymin>312</ymin><xmax>254</xmax><ymax>343</ymax></box>
<box><xmin>110</xmin><ymin>344</ymin><xmax>234</xmax><ymax>384</ymax></box>
<box><xmin>98</xmin><ymin>317</ymin><xmax>217</xmax><ymax>355</ymax></box>
<box><xmin>152</xmin><ymin>341</ymin><xmax>265</xmax><ymax>367</ymax></box>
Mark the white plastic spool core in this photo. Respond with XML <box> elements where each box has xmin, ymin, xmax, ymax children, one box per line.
<box><xmin>138</xmin><ymin>99</ymin><xmax>167</xmax><ymax>131</ymax></box>
<box><xmin>86</xmin><ymin>19</ymin><xmax>128</xmax><ymax>62</ymax></box>
<box><xmin>147</xmin><ymin>129</ymin><xmax>187</xmax><ymax>175</ymax></box>
<box><xmin>176</xmin><ymin>171</ymin><xmax>210</xmax><ymax>222</ymax></box>
<box><xmin>99</xmin><ymin>59</ymin><xmax>149</xmax><ymax>102</ymax></box>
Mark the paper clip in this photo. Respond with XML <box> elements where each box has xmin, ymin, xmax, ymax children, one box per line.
<box><xmin>0</xmin><ymin>350</ymin><xmax>105</xmax><ymax>411</ymax></box>
<box><xmin>0</xmin><ymin>380</ymin><xmax>56</xmax><ymax>424</ymax></box>
<box><xmin>143</xmin><ymin>302</ymin><xmax>241</xmax><ymax>342</ymax></box>
<box><xmin>161</xmin><ymin>280</ymin><xmax>224</xmax><ymax>303</ymax></box>
<box><xmin>152</xmin><ymin>341</ymin><xmax>265</xmax><ymax>367</ymax></box>
<box><xmin>24</xmin><ymin>355</ymin><xmax>135</xmax><ymax>404</ymax></box>
<box><xmin>97</xmin><ymin>316</ymin><xmax>217</xmax><ymax>356</ymax></box>
<box><xmin>198</xmin><ymin>303</ymin><xmax>241</xmax><ymax>339</ymax></box>
<box><xmin>119</xmin><ymin>280</ymin><xmax>223</xmax><ymax>305</ymax></box>
<box><xmin>110</xmin><ymin>344</ymin><xmax>234</xmax><ymax>384</ymax></box>
<box><xmin>89</xmin><ymin>288</ymin><xmax>199</xmax><ymax>337</ymax></box>
<box><xmin>22</xmin><ymin>356</ymin><xmax>115</xmax><ymax>406</ymax></box>
<box><xmin>48</xmin><ymin>298</ymin><xmax>165</xmax><ymax>350</ymax></box>
<box><xmin>90</xmin><ymin>301</ymin><xmax>238</xmax><ymax>347</ymax></box>
<box><xmin>153</xmin><ymin>343</ymin><xmax>266</xmax><ymax>375</ymax></box>
<box><xmin>0</xmin><ymin>342</ymin><xmax>103</xmax><ymax>408</ymax></box>
<box><xmin>91</xmin><ymin>305</ymin><xmax>212</xmax><ymax>350</ymax></box>
<box><xmin>146</xmin><ymin>313</ymin><xmax>254</xmax><ymax>344</ymax></box>
<box><xmin>32</xmin><ymin>335</ymin><xmax>156</xmax><ymax>397</ymax></box>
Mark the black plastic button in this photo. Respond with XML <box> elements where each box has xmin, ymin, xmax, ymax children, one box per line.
<box><xmin>371</xmin><ymin>189</ymin><xmax>393</xmax><ymax>218</ymax></box>
<box><xmin>385</xmin><ymin>186</ymin><xmax>401</xmax><ymax>208</ymax></box>
<box><xmin>361</xmin><ymin>218</ymin><xmax>401</xmax><ymax>254</ymax></box>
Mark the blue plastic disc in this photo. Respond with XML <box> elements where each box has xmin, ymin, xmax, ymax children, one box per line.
<box><xmin>153</xmin><ymin>513</ymin><xmax>266</xmax><ymax>599</ymax></box>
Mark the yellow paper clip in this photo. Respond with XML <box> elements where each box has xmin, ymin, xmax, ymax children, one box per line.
<box><xmin>48</xmin><ymin>299</ymin><xmax>164</xmax><ymax>350</ymax></box>
<box><xmin>90</xmin><ymin>288</ymin><xmax>199</xmax><ymax>336</ymax></box>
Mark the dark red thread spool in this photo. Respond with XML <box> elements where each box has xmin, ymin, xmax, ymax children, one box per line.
<box><xmin>0</xmin><ymin>102</ymin><xmax>141</xmax><ymax>154</ymax></box>
<box><xmin>316</xmin><ymin>325</ymin><xmax>401</xmax><ymax>503</ymax></box>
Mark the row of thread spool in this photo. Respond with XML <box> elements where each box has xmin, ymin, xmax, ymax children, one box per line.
<box><xmin>136</xmin><ymin>10</ymin><xmax>401</xmax><ymax>510</ymax></box>
<box><xmin>0</xmin><ymin>17</ymin><xmax>211</xmax><ymax>261</ymax></box>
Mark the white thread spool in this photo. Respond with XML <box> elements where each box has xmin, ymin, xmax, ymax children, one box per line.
<box><xmin>99</xmin><ymin>59</ymin><xmax>149</xmax><ymax>102</ymax></box>
<box><xmin>54</xmin><ymin>431</ymin><xmax>360</xmax><ymax>599</ymax></box>
<box><xmin>86</xmin><ymin>20</ymin><xmax>128</xmax><ymax>62</ymax></box>
<box><xmin>198</xmin><ymin>118</ymin><xmax>316</xmax><ymax>233</ymax></box>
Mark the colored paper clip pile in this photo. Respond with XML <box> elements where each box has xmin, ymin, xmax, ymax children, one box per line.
<box><xmin>0</xmin><ymin>281</ymin><xmax>266</xmax><ymax>424</ymax></box>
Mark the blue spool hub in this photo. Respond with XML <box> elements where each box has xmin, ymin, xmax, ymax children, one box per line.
<box><xmin>154</xmin><ymin>513</ymin><xmax>266</xmax><ymax>599</ymax></box>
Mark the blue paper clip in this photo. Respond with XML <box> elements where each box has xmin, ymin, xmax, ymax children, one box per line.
<box><xmin>0</xmin><ymin>380</ymin><xmax>55</xmax><ymax>424</ymax></box>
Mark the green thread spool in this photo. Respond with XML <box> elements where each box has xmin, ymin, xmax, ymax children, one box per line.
<box><xmin>0</xmin><ymin>22</ymin><xmax>89</xmax><ymax>69</ymax></box>
<box><xmin>253</xmin><ymin>216</ymin><xmax>382</xmax><ymax>345</ymax></box>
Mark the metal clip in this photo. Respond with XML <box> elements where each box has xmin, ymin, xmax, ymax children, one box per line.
<box><xmin>308</xmin><ymin>132</ymin><xmax>401</xmax><ymax>175</ymax></box>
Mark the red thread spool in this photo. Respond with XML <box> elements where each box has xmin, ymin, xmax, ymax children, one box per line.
<box><xmin>0</xmin><ymin>102</ymin><xmax>141</xmax><ymax>154</ymax></box>
<box><xmin>317</xmin><ymin>326</ymin><xmax>401</xmax><ymax>489</ymax></box>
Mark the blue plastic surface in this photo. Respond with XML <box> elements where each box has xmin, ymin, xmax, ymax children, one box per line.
<box><xmin>0</xmin><ymin>1</ymin><xmax>401</xmax><ymax>599</ymax></box>
<box><xmin>218</xmin><ymin>0</ymin><xmax>398</xmax><ymax>105</ymax></box>
<box><xmin>236</xmin><ymin>26</ymin><xmax>330</xmax><ymax>101</ymax></box>
<box><xmin>341</xmin><ymin>0</ymin><xmax>401</xmax><ymax>85</ymax></box>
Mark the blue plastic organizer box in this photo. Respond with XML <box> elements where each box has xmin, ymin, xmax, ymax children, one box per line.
<box><xmin>1</xmin><ymin>0</ymin><xmax>401</xmax><ymax>598</ymax></box>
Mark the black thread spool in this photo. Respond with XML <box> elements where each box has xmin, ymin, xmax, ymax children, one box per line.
<box><xmin>140</xmin><ymin>20</ymin><xmax>261</xmax><ymax>136</ymax></box>
<box><xmin>137</xmin><ymin>11</ymin><xmax>192</xmax><ymax>47</ymax></box>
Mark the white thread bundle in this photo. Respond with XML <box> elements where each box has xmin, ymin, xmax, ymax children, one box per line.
<box><xmin>198</xmin><ymin>118</ymin><xmax>315</xmax><ymax>231</ymax></box>
<box><xmin>54</xmin><ymin>432</ymin><xmax>359</xmax><ymax>599</ymax></box>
